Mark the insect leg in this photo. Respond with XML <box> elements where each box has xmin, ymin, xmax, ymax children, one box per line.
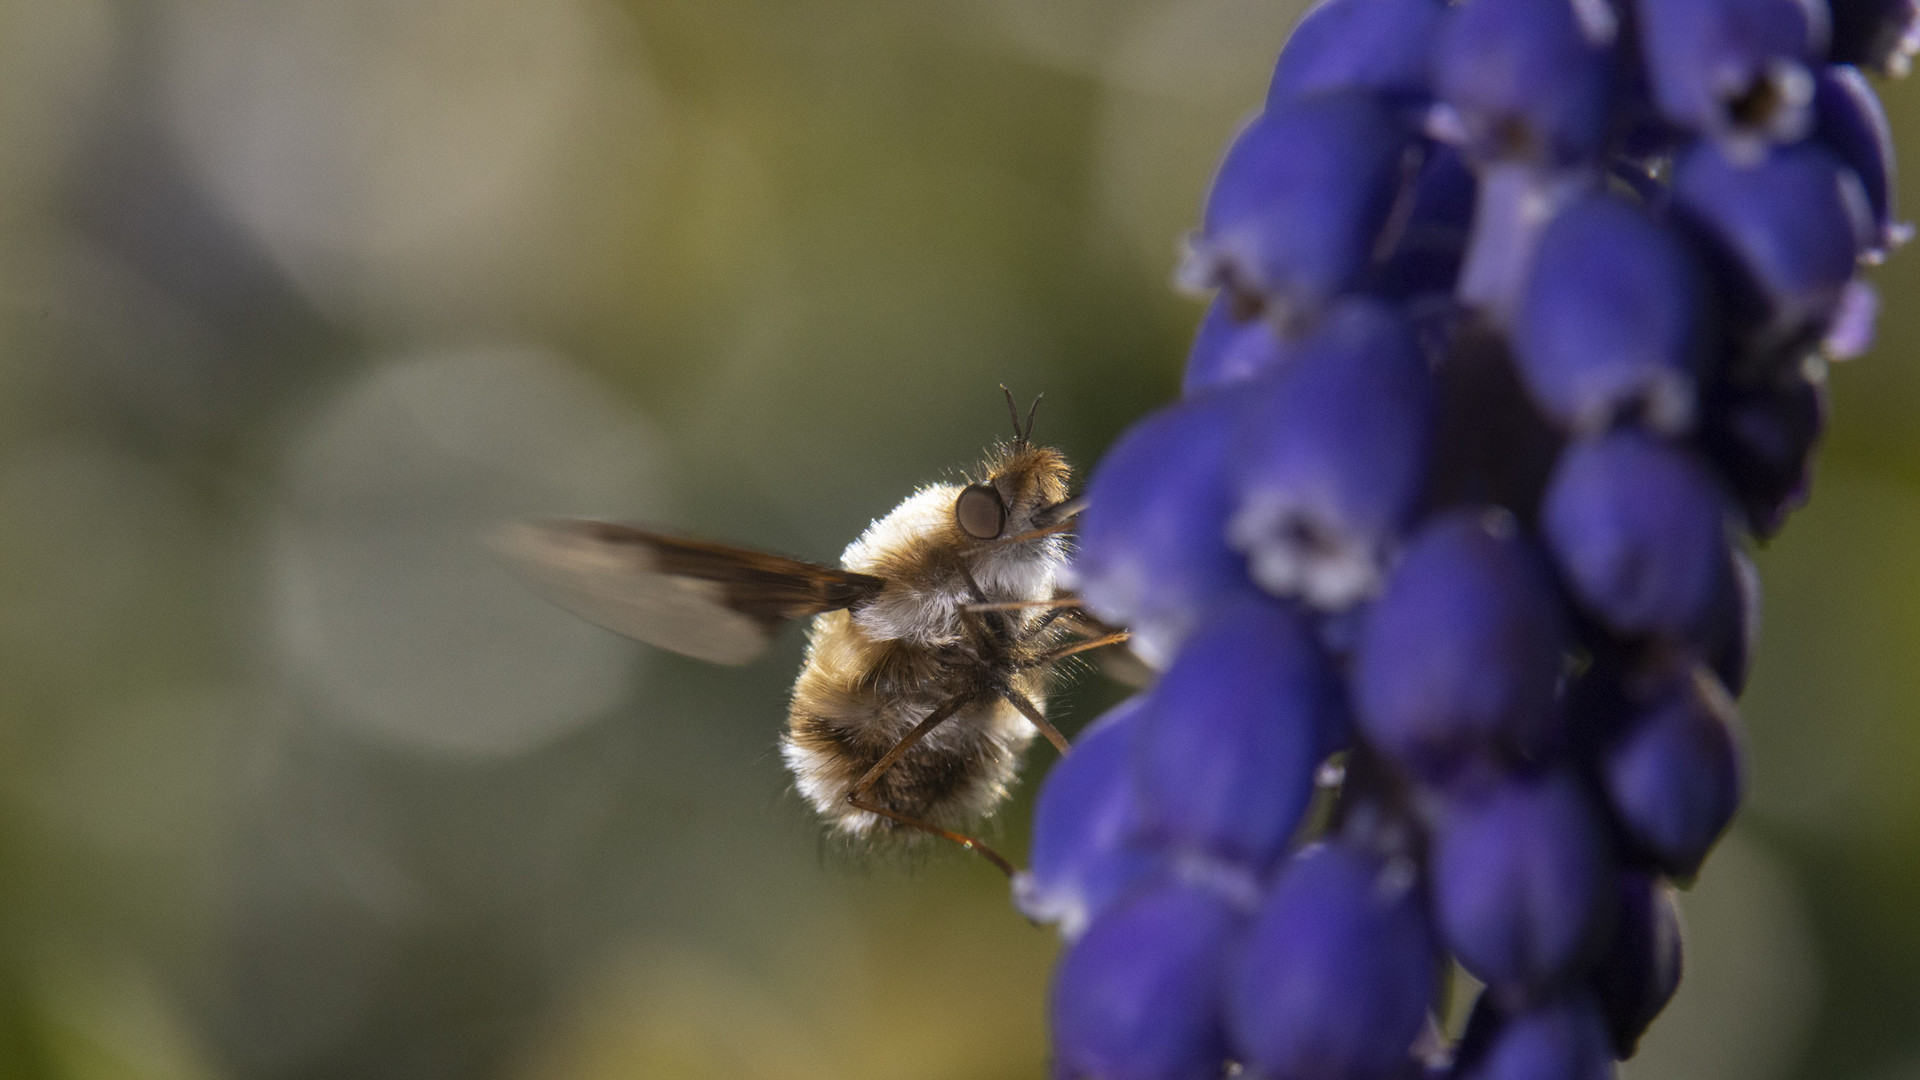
<box><xmin>1063</xmin><ymin>605</ymin><xmax>1117</xmax><ymax>631</ymax></box>
<box><xmin>962</xmin><ymin>595</ymin><xmax>1085</xmax><ymax>614</ymax></box>
<box><xmin>845</xmin><ymin>696</ymin><xmax>1017</xmax><ymax>877</ymax></box>
<box><xmin>849</xmin><ymin>696</ymin><xmax>965</xmax><ymax>797</ymax></box>
<box><xmin>958</xmin><ymin>566</ymin><xmax>1016</xmax><ymax>644</ymax></box>
<box><xmin>1028</xmin><ymin>605</ymin><xmax>1075</xmax><ymax>636</ymax></box>
<box><xmin>958</xmin><ymin>565</ymin><xmax>991</xmax><ymax>605</ymax></box>
<box><xmin>1031</xmin><ymin>630</ymin><xmax>1132</xmax><ymax>666</ymax></box>
<box><xmin>1001</xmin><ymin>689</ymin><xmax>1072</xmax><ymax>756</ymax></box>
<box><xmin>845</xmin><ymin>797</ymin><xmax>1016</xmax><ymax>877</ymax></box>
<box><xmin>1054</xmin><ymin>610</ymin><xmax>1154</xmax><ymax>689</ymax></box>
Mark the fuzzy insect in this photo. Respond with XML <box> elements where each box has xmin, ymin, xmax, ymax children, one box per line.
<box><xmin>495</xmin><ymin>392</ymin><xmax>1124</xmax><ymax>873</ymax></box>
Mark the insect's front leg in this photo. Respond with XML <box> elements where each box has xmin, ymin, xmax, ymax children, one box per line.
<box><xmin>1011</xmin><ymin>601</ymin><xmax>1151</xmax><ymax>690</ymax></box>
<box><xmin>957</xmin><ymin>565</ymin><xmax>1021</xmax><ymax>652</ymax></box>
<box><xmin>1000</xmin><ymin>687</ymin><xmax>1072</xmax><ymax>757</ymax></box>
<box><xmin>1028</xmin><ymin>605</ymin><xmax>1074</xmax><ymax>636</ymax></box>
<box><xmin>1029</xmin><ymin>629</ymin><xmax>1132</xmax><ymax>667</ymax></box>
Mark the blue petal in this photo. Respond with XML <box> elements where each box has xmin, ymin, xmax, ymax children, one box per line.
<box><xmin>1074</xmin><ymin>392</ymin><xmax>1250</xmax><ymax>667</ymax></box>
<box><xmin>1814</xmin><ymin>66</ymin><xmax>1904</xmax><ymax>258</ymax></box>
<box><xmin>1184</xmin><ymin>294</ymin><xmax>1294</xmax><ymax>394</ymax></box>
<box><xmin>1589</xmin><ymin>869</ymin><xmax>1684</xmax><ymax>1059</ymax></box>
<box><xmin>1824</xmin><ymin>279</ymin><xmax>1882</xmax><ymax>360</ymax></box>
<box><xmin>1603</xmin><ymin>668</ymin><xmax>1745</xmax><ymax>878</ymax></box>
<box><xmin>1697</xmin><ymin>545</ymin><xmax>1762</xmax><ymax>697</ymax></box>
<box><xmin>1268</xmin><ymin>0</ymin><xmax>1448</xmax><ymax>104</ymax></box>
<box><xmin>1227</xmin><ymin>298</ymin><xmax>1435</xmax><ymax>610</ymax></box>
<box><xmin>1542</xmin><ymin>431</ymin><xmax>1732</xmax><ymax>640</ymax></box>
<box><xmin>1185</xmin><ymin>92</ymin><xmax>1416</xmax><ymax>318</ymax></box>
<box><xmin>1132</xmin><ymin>594</ymin><xmax>1343</xmax><ymax>871</ymax></box>
<box><xmin>1431</xmin><ymin>770</ymin><xmax>1614</xmax><ymax>991</ymax></box>
<box><xmin>1701</xmin><ymin>364</ymin><xmax>1826</xmax><ymax>537</ymax></box>
<box><xmin>1434</xmin><ymin>0</ymin><xmax>1618</xmax><ymax>164</ymax></box>
<box><xmin>1515</xmin><ymin>193</ymin><xmax>1711</xmax><ymax>436</ymax></box>
<box><xmin>1016</xmin><ymin>697</ymin><xmax>1164</xmax><ymax>941</ymax></box>
<box><xmin>1635</xmin><ymin>0</ymin><xmax>1825</xmax><ymax>149</ymax></box>
<box><xmin>1227</xmin><ymin>843</ymin><xmax>1435</xmax><ymax>1080</ymax></box>
<box><xmin>1460</xmin><ymin>994</ymin><xmax>1618</xmax><ymax>1080</ymax></box>
<box><xmin>1049</xmin><ymin>881</ymin><xmax>1239</xmax><ymax>1080</ymax></box>
<box><xmin>1354</xmin><ymin>509</ymin><xmax>1569</xmax><ymax>780</ymax></box>
<box><xmin>1674</xmin><ymin>140</ymin><xmax>1874</xmax><ymax>349</ymax></box>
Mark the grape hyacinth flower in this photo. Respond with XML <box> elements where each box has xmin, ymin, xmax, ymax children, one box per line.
<box><xmin>1021</xmin><ymin>0</ymin><xmax>1912</xmax><ymax>1076</ymax></box>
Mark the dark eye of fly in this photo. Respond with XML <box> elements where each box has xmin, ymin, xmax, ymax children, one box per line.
<box><xmin>955</xmin><ymin>483</ymin><xmax>1007</xmax><ymax>539</ymax></box>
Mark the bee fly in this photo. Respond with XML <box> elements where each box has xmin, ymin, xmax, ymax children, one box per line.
<box><xmin>495</xmin><ymin>390</ymin><xmax>1127</xmax><ymax>875</ymax></box>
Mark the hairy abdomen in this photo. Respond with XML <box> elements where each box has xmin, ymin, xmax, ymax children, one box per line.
<box><xmin>781</xmin><ymin>611</ymin><xmax>1042</xmax><ymax>835</ymax></box>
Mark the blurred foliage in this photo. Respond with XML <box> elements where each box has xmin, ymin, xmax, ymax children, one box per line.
<box><xmin>0</xmin><ymin>2</ymin><xmax>1915</xmax><ymax>1078</ymax></box>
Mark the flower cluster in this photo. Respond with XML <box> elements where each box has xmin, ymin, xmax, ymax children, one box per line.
<box><xmin>1016</xmin><ymin>1</ymin><xmax>1912</xmax><ymax>1077</ymax></box>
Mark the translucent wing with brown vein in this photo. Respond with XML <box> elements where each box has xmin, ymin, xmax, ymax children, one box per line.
<box><xmin>492</xmin><ymin>520</ymin><xmax>887</xmax><ymax>665</ymax></box>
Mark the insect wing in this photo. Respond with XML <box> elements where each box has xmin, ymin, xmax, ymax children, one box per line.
<box><xmin>492</xmin><ymin>520</ymin><xmax>886</xmax><ymax>665</ymax></box>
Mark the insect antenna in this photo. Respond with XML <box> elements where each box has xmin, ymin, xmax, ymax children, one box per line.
<box><xmin>1000</xmin><ymin>384</ymin><xmax>1026</xmax><ymax>449</ymax></box>
<box><xmin>997</xmin><ymin>385</ymin><xmax>1046</xmax><ymax>450</ymax></box>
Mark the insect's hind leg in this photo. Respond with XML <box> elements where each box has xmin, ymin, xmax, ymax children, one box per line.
<box><xmin>845</xmin><ymin>796</ymin><xmax>1015</xmax><ymax>877</ymax></box>
<box><xmin>845</xmin><ymin>694</ymin><xmax>1016</xmax><ymax>877</ymax></box>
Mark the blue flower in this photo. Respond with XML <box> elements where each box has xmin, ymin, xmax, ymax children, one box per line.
<box><xmin>1636</xmin><ymin>0</ymin><xmax>1825</xmax><ymax>151</ymax></box>
<box><xmin>1813</xmin><ymin>65</ymin><xmax>1906</xmax><ymax>257</ymax></box>
<box><xmin>1700</xmin><ymin>363</ymin><xmax>1827</xmax><ymax>536</ymax></box>
<box><xmin>1514</xmin><ymin>193</ymin><xmax>1711</xmax><ymax>436</ymax></box>
<box><xmin>1226</xmin><ymin>843</ymin><xmax>1435</xmax><ymax>1080</ymax></box>
<box><xmin>1181</xmin><ymin>92</ymin><xmax>1416</xmax><ymax>321</ymax></box>
<box><xmin>1131</xmin><ymin>593</ymin><xmax>1343</xmax><ymax>873</ymax></box>
<box><xmin>1074</xmin><ymin>392</ymin><xmax>1247</xmax><ymax>667</ymax></box>
<box><xmin>1354</xmin><ymin>509</ymin><xmax>1567</xmax><ymax>780</ymax></box>
<box><xmin>1016</xmin><ymin>696</ymin><xmax>1163</xmax><ymax>940</ymax></box>
<box><xmin>1674</xmin><ymin>139</ymin><xmax>1874</xmax><ymax>351</ymax></box>
<box><xmin>1226</xmin><ymin>298</ymin><xmax>1435</xmax><ymax>609</ymax></box>
<box><xmin>1048</xmin><ymin>881</ymin><xmax>1241</xmax><ymax>1080</ymax></box>
<box><xmin>1024</xmin><ymin>0</ymin><xmax>1905</xmax><ymax>1070</ymax></box>
<box><xmin>1183</xmin><ymin>295</ymin><xmax>1292</xmax><ymax>394</ymax></box>
<box><xmin>1267</xmin><ymin>0</ymin><xmax>1448</xmax><ymax>105</ymax></box>
<box><xmin>1601</xmin><ymin>668</ymin><xmax>1745</xmax><ymax>878</ymax></box>
<box><xmin>1698</xmin><ymin>546</ymin><xmax>1762</xmax><ymax>697</ymax></box>
<box><xmin>1434</xmin><ymin>0</ymin><xmax>1617</xmax><ymax>164</ymax></box>
<box><xmin>1541</xmin><ymin>431</ymin><xmax>1732</xmax><ymax>641</ymax></box>
<box><xmin>1429</xmin><ymin>769</ymin><xmax>1614</xmax><ymax>992</ymax></box>
<box><xmin>1457</xmin><ymin>993</ymin><xmax>1618</xmax><ymax>1080</ymax></box>
<box><xmin>1589</xmin><ymin>870</ymin><xmax>1684</xmax><ymax>1058</ymax></box>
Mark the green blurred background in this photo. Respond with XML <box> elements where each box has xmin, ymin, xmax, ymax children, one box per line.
<box><xmin>0</xmin><ymin>2</ymin><xmax>1915</xmax><ymax>1078</ymax></box>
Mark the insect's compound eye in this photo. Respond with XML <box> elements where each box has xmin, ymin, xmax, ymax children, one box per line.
<box><xmin>955</xmin><ymin>483</ymin><xmax>1007</xmax><ymax>539</ymax></box>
